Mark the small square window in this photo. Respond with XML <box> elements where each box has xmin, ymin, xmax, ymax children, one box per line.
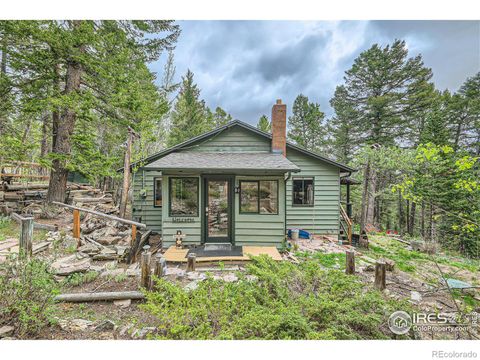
<box><xmin>240</xmin><ymin>180</ymin><xmax>278</xmax><ymax>214</ymax></box>
<box><xmin>293</xmin><ymin>178</ymin><xmax>314</xmax><ymax>206</ymax></box>
<box><xmin>154</xmin><ymin>178</ymin><xmax>162</xmax><ymax>207</ymax></box>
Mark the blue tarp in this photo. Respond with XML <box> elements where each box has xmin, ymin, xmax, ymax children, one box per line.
<box><xmin>287</xmin><ymin>229</ymin><xmax>311</xmax><ymax>239</ymax></box>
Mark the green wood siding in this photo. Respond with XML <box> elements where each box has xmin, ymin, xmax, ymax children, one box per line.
<box><xmin>188</xmin><ymin>126</ymin><xmax>271</xmax><ymax>153</ymax></box>
<box><xmin>234</xmin><ymin>175</ymin><xmax>286</xmax><ymax>247</ymax></box>
<box><xmin>286</xmin><ymin>148</ymin><xmax>340</xmax><ymax>234</ymax></box>
<box><xmin>132</xmin><ymin>170</ymin><xmax>163</xmax><ymax>233</ymax></box>
<box><xmin>161</xmin><ymin>174</ymin><xmax>202</xmax><ymax>247</ymax></box>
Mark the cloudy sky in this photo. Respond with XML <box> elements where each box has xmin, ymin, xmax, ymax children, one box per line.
<box><xmin>149</xmin><ymin>20</ymin><xmax>479</xmax><ymax>124</ymax></box>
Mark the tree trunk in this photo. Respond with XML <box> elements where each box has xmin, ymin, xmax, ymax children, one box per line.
<box><xmin>406</xmin><ymin>200</ymin><xmax>410</xmax><ymax>234</ymax></box>
<box><xmin>47</xmin><ymin>21</ymin><xmax>84</xmax><ymax>202</ymax></box>
<box><xmin>366</xmin><ymin>166</ymin><xmax>376</xmax><ymax>226</ymax></box>
<box><xmin>0</xmin><ymin>32</ymin><xmax>7</xmax><ymax>133</ymax></box>
<box><xmin>421</xmin><ymin>200</ymin><xmax>425</xmax><ymax>239</ymax></box>
<box><xmin>119</xmin><ymin>127</ymin><xmax>133</xmax><ymax>218</ymax></box>
<box><xmin>408</xmin><ymin>202</ymin><xmax>416</xmax><ymax>237</ymax></box>
<box><xmin>398</xmin><ymin>190</ymin><xmax>404</xmax><ymax>236</ymax></box>
<box><xmin>359</xmin><ymin>161</ymin><xmax>370</xmax><ymax>237</ymax></box>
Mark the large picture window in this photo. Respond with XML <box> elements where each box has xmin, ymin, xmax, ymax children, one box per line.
<box><xmin>169</xmin><ymin>177</ymin><xmax>199</xmax><ymax>216</ymax></box>
<box><xmin>154</xmin><ymin>178</ymin><xmax>162</xmax><ymax>207</ymax></box>
<box><xmin>240</xmin><ymin>180</ymin><xmax>278</xmax><ymax>214</ymax></box>
<box><xmin>292</xmin><ymin>178</ymin><xmax>314</xmax><ymax>206</ymax></box>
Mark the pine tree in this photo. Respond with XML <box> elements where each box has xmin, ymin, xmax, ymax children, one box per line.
<box><xmin>211</xmin><ymin>106</ymin><xmax>233</xmax><ymax>127</ymax></box>
<box><xmin>167</xmin><ymin>69</ymin><xmax>211</xmax><ymax>146</ymax></box>
<box><xmin>288</xmin><ymin>94</ymin><xmax>326</xmax><ymax>152</ymax></box>
<box><xmin>257</xmin><ymin>115</ymin><xmax>271</xmax><ymax>133</ymax></box>
<box><xmin>331</xmin><ymin>39</ymin><xmax>433</xmax><ymax>146</ymax></box>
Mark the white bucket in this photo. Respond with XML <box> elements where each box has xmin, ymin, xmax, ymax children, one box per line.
<box><xmin>291</xmin><ymin>229</ymin><xmax>300</xmax><ymax>240</ymax></box>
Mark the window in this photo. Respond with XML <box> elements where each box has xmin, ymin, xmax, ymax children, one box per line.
<box><xmin>292</xmin><ymin>178</ymin><xmax>314</xmax><ymax>206</ymax></box>
<box><xmin>240</xmin><ymin>180</ymin><xmax>278</xmax><ymax>214</ymax></box>
<box><xmin>154</xmin><ymin>178</ymin><xmax>162</xmax><ymax>207</ymax></box>
<box><xmin>169</xmin><ymin>177</ymin><xmax>199</xmax><ymax>216</ymax></box>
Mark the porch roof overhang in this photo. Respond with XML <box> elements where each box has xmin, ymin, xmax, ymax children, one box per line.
<box><xmin>143</xmin><ymin>152</ymin><xmax>301</xmax><ymax>173</ymax></box>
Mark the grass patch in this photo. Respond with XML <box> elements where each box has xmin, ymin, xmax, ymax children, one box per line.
<box><xmin>0</xmin><ymin>216</ymin><xmax>49</xmax><ymax>242</ymax></box>
<box><xmin>142</xmin><ymin>255</ymin><xmax>413</xmax><ymax>340</ymax></box>
<box><xmin>63</xmin><ymin>271</ymin><xmax>99</xmax><ymax>287</ymax></box>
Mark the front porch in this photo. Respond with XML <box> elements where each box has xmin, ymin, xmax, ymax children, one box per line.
<box><xmin>163</xmin><ymin>245</ymin><xmax>283</xmax><ymax>263</ymax></box>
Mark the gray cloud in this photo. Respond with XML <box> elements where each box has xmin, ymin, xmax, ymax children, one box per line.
<box><xmin>149</xmin><ymin>20</ymin><xmax>480</xmax><ymax>125</ymax></box>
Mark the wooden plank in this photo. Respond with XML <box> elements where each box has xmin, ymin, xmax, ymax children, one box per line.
<box><xmin>19</xmin><ymin>217</ymin><xmax>33</xmax><ymax>258</ymax></box>
<box><xmin>162</xmin><ymin>245</ymin><xmax>283</xmax><ymax>263</ymax></box>
<box><xmin>52</xmin><ymin>201</ymin><xmax>146</xmax><ymax>228</ymax></box>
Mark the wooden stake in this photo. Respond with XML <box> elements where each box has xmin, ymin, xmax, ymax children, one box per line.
<box><xmin>140</xmin><ymin>246</ymin><xmax>151</xmax><ymax>289</ymax></box>
<box><xmin>345</xmin><ymin>250</ymin><xmax>355</xmax><ymax>275</ymax></box>
<box><xmin>19</xmin><ymin>217</ymin><xmax>33</xmax><ymax>258</ymax></box>
<box><xmin>375</xmin><ymin>260</ymin><xmax>386</xmax><ymax>291</ymax></box>
<box><xmin>73</xmin><ymin>209</ymin><xmax>81</xmax><ymax>243</ymax></box>
<box><xmin>186</xmin><ymin>253</ymin><xmax>196</xmax><ymax>272</ymax></box>
<box><xmin>131</xmin><ymin>224</ymin><xmax>137</xmax><ymax>246</ymax></box>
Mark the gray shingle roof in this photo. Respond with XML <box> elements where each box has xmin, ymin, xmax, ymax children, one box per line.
<box><xmin>144</xmin><ymin>152</ymin><xmax>301</xmax><ymax>172</ymax></box>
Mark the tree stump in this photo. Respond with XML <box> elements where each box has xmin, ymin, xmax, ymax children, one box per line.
<box><xmin>186</xmin><ymin>253</ymin><xmax>196</xmax><ymax>272</ymax></box>
<box><xmin>375</xmin><ymin>260</ymin><xmax>386</xmax><ymax>291</ymax></box>
<box><xmin>345</xmin><ymin>250</ymin><xmax>355</xmax><ymax>275</ymax></box>
<box><xmin>140</xmin><ymin>246</ymin><xmax>152</xmax><ymax>289</ymax></box>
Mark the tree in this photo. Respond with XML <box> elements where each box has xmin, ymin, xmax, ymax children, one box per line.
<box><xmin>288</xmin><ymin>94</ymin><xmax>326</xmax><ymax>152</ymax></box>
<box><xmin>1</xmin><ymin>20</ymin><xmax>180</xmax><ymax>201</ymax></box>
<box><xmin>167</xmin><ymin>69</ymin><xmax>212</xmax><ymax>146</ymax></box>
<box><xmin>257</xmin><ymin>115</ymin><xmax>271</xmax><ymax>133</ymax></box>
<box><xmin>211</xmin><ymin>106</ymin><xmax>232</xmax><ymax>127</ymax></box>
<box><xmin>331</xmin><ymin>40</ymin><xmax>434</xmax><ymax>227</ymax></box>
<box><xmin>328</xmin><ymin>86</ymin><xmax>357</xmax><ymax>164</ymax></box>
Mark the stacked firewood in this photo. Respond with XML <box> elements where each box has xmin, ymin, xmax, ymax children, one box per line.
<box><xmin>0</xmin><ymin>182</ymin><xmax>114</xmax><ymax>215</ymax></box>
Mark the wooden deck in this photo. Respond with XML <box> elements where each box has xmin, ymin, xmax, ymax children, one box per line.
<box><xmin>163</xmin><ymin>245</ymin><xmax>282</xmax><ymax>263</ymax></box>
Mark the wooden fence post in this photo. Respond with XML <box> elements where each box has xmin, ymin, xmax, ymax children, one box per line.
<box><xmin>19</xmin><ymin>217</ymin><xmax>34</xmax><ymax>258</ymax></box>
<box><xmin>186</xmin><ymin>253</ymin><xmax>196</xmax><ymax>272</ymax></box>
<box><xmin>73</xmin><ymin>209</ymin><xmax>81</xmax><ymax>243</ymax></box>
<box><xmin>345</xmin><ymin>250</ymin><xmax>355</xmax><ymax>275</ymax></box>
<box><xmin>140</xmin><ymin>245</ymin><xmax>151</xmax><ymax>289</ymax></box>
<box><xmin>151</xmin><ymin>254</ymin><xmax>166</xmax><ymax>290</ymax></box>
<box><xmin>131</xmin><ymin>224</ymin><xmax>137</xmax><ymax>246</ymax></box>
<box><xmin>375</xmin><ymin>260</ymin><xmax>386</xmax><ymax>291</ymax></box>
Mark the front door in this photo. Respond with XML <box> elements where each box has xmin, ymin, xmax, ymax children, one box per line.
<box><xmin>203</xmin><ymin>176</ymin><xmax>233</xmax><ymax>243</ymax></box>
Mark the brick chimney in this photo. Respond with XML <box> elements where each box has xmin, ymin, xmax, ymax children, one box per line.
<box><xmin>271</xmin><ymin>99</ymin><xmax>287</xmax><ymax>156</ymax></box>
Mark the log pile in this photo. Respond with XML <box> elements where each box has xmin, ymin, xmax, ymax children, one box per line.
<box><xmin>0</xmin><ymin>182</ymin><xmax>113</xmax><ymax>215</ymax></box>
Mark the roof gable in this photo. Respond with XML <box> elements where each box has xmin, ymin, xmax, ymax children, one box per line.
<box><xmin>131</xmin><ymin>120</ymin><xmax>355</xmax><ymax>173</ymax></box>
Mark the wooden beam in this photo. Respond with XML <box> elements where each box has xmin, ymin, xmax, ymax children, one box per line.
<box><xmin>131</xmin><ymin>224</ymin><xmax>137</xmax><ymax>246</ymax></box>
<box><xmin>52</xmin><ymin>201</ymin><xmax>146</xmax><ymax>228</ymax></box>
<box><xmin>54</xmin><ymin>291</ymin><xmax>145</xmax><ymax>303</ymax></box>
<box><xmin>10</xmin><ymin>213</ymin><xmax>57</xmax><ymax>231</ymax></box>
<box><xmin>140</xmin><ymin>247</ymin><xmax>152</xmax><ymax>289</ymax></box>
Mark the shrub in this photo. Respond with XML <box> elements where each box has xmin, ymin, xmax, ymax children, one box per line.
<box><xmin>142</xmin><ymin>255</ymin><xmax>412</xmax><ymax>340</ymax></box>
<box><xmin>0</xmin><ymin>256</ymin><xmax>60</xmax><ymax>338</ymax></box>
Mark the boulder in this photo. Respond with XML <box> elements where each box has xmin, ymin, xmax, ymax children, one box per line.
<box><xmin>0</xmin><ymin>326</ymin><xmax>14</xmax><ymax>338</ymax></box>
<box><xmin>93</xmin><ymin>320</ymin><xmax>116</xmax><ymax>332</ymax></box>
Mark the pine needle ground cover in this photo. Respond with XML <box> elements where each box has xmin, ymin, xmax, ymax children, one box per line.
<box><xmin>142</xmin><ymin>255</ymin><xmax>412</xmax><ymax>340</ymax></box>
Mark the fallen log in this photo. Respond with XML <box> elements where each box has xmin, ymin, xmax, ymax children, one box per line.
<box><xmin>52</xmin><ymin>201</ymin><xmax>146</xmax><ymax>228</ymax></box>
<box><xmin>54</xmin><ymin>291</ymin><xmax>145</xmax><ymax>303</ymax></box>
<box><xmin>73</xmin><ymin>197</ymin><xmax>113</xmax><ymax>204</ymax></box>
<box><xmin>3</xmin><ymin>183</ymin><xmax>49</xmax><ymax>191</ymax></box>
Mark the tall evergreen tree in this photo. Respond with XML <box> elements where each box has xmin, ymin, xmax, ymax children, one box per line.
<box><xmin>167</xmin><ymin>69</ymin><xmax>211</xmax><ymax>146</ymax></box>
<box><xmin>211</xmin><ymin>106</ymin><xmax>233</xmax><ymax>127</ymax></box>
<box><xmin>288</xmin><ymin>94</ymin><xmax>326</xmax><ymax>152</ymax></box>
<box><xmin>257</xmin><ymin>115</ymin><xmax>271</xmax><ymax>133</ymax></box>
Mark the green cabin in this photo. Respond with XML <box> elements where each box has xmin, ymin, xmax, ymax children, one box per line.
<box><xmin>131</xmin><ymin>100</ymin><xmax>355</xmax><ymax>248</ymax></box>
